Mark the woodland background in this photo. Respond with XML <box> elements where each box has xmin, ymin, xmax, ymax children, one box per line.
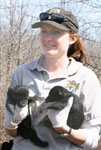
<box><xmin>0</xmin><ymin>0</ymin><xmax>101</xmax><ymax>149</ymax></box>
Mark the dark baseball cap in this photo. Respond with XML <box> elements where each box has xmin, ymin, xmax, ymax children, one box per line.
<box><xmin>32</xmin><ymin>8</ymin><xmax>79</xmax><ymax>33</ymax></box>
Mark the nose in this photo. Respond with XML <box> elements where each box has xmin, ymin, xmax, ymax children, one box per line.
<box><xmin>42</xmin><ymin>32</ymin><xmax>54</xmax><ymax>40</ymax></box>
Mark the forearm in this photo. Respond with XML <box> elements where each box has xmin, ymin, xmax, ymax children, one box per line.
<box><xmin>55</xmin><ymin>125</ymin><xmax>87</xmax><ymax>145</ymax></box>
<box><xmin>5</xmin><ymin>127</ymin><xmax>18</xmax><ymax>137</ymax></box>
<box><xmin>55</xmin><ymin>125</ymin><xmax>100</xmax><ymax>149</ymax></box>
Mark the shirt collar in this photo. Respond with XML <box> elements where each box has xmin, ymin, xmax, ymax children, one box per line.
<box><xmin>28</xmin><ymin>55</ymin><xmax>83</xmax><ymax>76</ymax></box>
<box><xmin>28</xmin><ymin>55</ymin><xmax>46</xmax><ymax>72</ymax></box>
<box><xmin>67</xmin><ymin>58</ymin><xmax>83</xmax><ymax>76</ymax></box>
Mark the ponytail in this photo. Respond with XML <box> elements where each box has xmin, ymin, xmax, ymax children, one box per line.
<box><xmin>67</xmin><ymin>36</ymin><xmax>87</xmax><ymax>65</ymax></box>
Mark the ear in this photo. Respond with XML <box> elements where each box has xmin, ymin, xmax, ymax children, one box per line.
<box><xmin>69</xmin><ymin>34</ymin><xmax>78</xmax><ymax>45</ymax></box>
<box><xmin>7</xmin><ymin>87</ymin><xmax>14</xmax><ymax>98</ymax></box>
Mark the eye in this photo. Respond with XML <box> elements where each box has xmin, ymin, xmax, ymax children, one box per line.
<box><xmin>41</xmin><ymin>30</ymin><xmax>47</xmax><ymax>33</ymax></box>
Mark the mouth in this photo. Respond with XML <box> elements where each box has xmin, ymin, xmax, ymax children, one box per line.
<box><xmin>44</xmin><ymin>44</ymin><xmax>56</xmax><ymax>49</ymax></box>
<box><xmin>20</xmin><ymin>100</ymin><xmax>27</xmax><ymax>107</ymax></box>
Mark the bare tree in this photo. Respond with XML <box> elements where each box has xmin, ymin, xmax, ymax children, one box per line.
<box><xmin>0</xmin><ymin>0</ymin><xmax>101</xmax><ymax>146</ymax></box>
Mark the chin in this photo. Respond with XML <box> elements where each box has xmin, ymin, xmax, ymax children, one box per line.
<box><xmin>45</xmin><ymin>53</ymin><xmax>57</xmax><ymax>58</ymax></box>
<box><xmin>44</xmin><ymin>50</ymin><xmax>57</xmax><ymax>57</ymax></box>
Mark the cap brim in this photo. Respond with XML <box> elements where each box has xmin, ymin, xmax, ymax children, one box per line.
<box><xmin>32</xmin><ymin>20</ymin><xmax>69</xmax><ymax>31</ymax></box>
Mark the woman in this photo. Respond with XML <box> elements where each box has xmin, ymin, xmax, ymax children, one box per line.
<box><xmin>4</xmin><ymin>7</ymin><xmax>101</xmax><ymax>150</ymax></box>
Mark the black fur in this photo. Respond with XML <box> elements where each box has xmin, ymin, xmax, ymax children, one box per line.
<box><xmin>6</xmin><ymin>85</ymin><xmax>48</xmax><ymax>148</ymax></box>
<box><xmin>17</xmin><ymin>115</ymin><xmax>48</xmax><ymax>147</ymax></box>
<box><xmin>44</xmin><ymin>86</ymin><xmax>84</xmax><ymax>129</ymax></box>
<box><xmin>6</xmin><ymin>85</ymin><xmax>30</xmax><ymax>123</ymax></box>
<box><xmin>1</xmin><ymin>140</ymin><xmax>13</xmax><ymax>150</ymax></box>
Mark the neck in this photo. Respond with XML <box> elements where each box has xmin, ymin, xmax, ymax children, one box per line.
<box><xmin>43</xmin><ymin>55</ymin><xmax>70</xmax><ymax>74</ymax></box>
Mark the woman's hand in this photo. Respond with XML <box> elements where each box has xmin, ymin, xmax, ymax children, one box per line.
<box><xmin>5</xmin><ymin>128</ymin><xmax>18</xmax><ymax>137</ymax></box>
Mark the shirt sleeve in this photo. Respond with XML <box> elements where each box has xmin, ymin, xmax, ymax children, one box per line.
<box><xmin>81</xmin><ymin>68</ymin><xmax>101</xmax><ymax>127</ymax></box>
<box><xmin>80</xmin><ymin>125</ymin><xmax>101</xmax><ymax>150</ymax></box>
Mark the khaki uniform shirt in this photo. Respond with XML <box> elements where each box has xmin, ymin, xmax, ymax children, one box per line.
<box><xmin>4</xmin><ymin>55</ymin><xmax>101</xmax><ymax>150</ymax></box>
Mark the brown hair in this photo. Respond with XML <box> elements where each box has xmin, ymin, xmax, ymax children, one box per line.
<box><xmin>67</xmin><ymin>36</ymin><xmax>87</xmax><ymax>65</ymax></box>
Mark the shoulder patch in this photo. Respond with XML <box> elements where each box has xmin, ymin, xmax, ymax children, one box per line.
<box><xmin>66</xmin><ymin>80</ymin><xmax>79</xmax><ymax>93</ymax></box>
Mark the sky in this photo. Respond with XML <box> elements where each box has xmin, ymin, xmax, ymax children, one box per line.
<box><xmin>0</xmin><ymin>0</ymin><xmax>101</xmax><ymax>40</ymax></box>
<box><xmin>0</xmin><ymin>0</ymin><xmax>101</xmax><ymax>20</ymax></box>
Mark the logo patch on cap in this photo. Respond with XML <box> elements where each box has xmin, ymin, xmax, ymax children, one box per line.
<box><xmin>48</xmin><ymin>8</ymin><xmax>61</xmax><ymax>14</ymax></box>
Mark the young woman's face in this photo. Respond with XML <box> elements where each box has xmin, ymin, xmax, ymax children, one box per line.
<box><xmin>40</xmin><ymin>24</ymin><xmax>73</xmax><ymax>59</ymax></box>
